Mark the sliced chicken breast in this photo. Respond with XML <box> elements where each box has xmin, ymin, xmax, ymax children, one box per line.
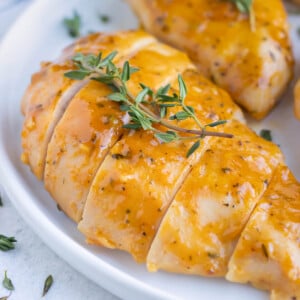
<box><xmin>21</xmin><ymin>62</ymin><xmax>88</xmax><ymax>179</ymax></box>
<box><xmin>78</xmin><ymin>67</ymin><xmax>242</xmax><ymax>262</ymax></box>
<box><xmin>44</xmin><ymin>35</ymin><xmax>193</xmax><ymax>222</ymax></box>
<box><xmin>21</xmin><ymin>30</ymin><xmax>300</xmax><ymax>298</ymax></box>
<box><xmin>126</xmin><ymin>0</ymin><xmax>294</xmax><ymax>119</ymax></box>
<box><xmin>44</xmin><ymin>81</ymin><xmax>125</xmax><ymax>221</ymax></box>
<box><xmin>147</xmin><ymin>120</ymin><xmax>283</xmax><ymax>275</ymax></box>
<box><xmin>226</xmin><ymin>165</ymin><xmax>300</xmax><ymax>299</ymax></box>
<box><xmin>43</xmin><ymin>32</ymin><xmax>160</xmax><ymax>222</ymax></box>
<box><xmin>21</xmin><ymin>30</ymin><xmax>156</xmax><ymax>180</ymax></box>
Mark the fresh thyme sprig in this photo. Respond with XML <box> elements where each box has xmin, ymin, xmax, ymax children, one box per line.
<box><xmin>64</xmin><ymin>51</ymin><xmax>233</xmax><ymax>157</ymax></box>
<box><xmin>229</xmin><ymin>0</ymin><xmax>256</xmax><ymax>31</ymax></box>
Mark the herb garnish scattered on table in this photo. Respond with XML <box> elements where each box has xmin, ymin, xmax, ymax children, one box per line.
<box><xmin>64</xmin><ymin>51</ymin><xmax>233</xmax><ymax>157</ymax></box>
<box><xmin>0</xmin><ymin>235</ymin><xmax>17</xmax><ymax>252</ymax></box>
<box><xmin>99</xmin><ymin>14</ymin><xmax>110</xmax><ymax>23</ymax></box>
<box><xmin>63</xmin><ymin>11</ymin><xmax>81</xmax><ymax>38</ymax></box>
<box><xmin>42</xmin><ymin>275</ymin><xmax>53</xmax><ymax>297</ymax></box>
<box><xmin>2</xmin><ymin>271</ymin><xmax>14</xmax><ymax>291</ymax></box>
<box><xmin>229</xmin><ymin>0</ymin><xmax>255</xmax><ymax>31</ymax></box>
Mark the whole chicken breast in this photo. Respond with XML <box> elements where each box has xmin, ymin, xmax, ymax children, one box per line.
<box><xmin>21</xmin><ymin>30</ymin><xmax>300</xmax><ymax>299</ymax></box>
<box><xmin>126</xmin><ymin>0</ymin><xmax>294</xmax><ymax>119</ymax></box>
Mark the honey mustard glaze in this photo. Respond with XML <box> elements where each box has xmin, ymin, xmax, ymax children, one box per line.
<box><xmin>127</xmin><ymin>0</ymin><xmax>294</xmax><ymax>119</ymax></box>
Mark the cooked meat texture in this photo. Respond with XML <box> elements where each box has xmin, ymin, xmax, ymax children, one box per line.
<box><xmin>44</xmin><ymin>32</ymin><xmax>196</xmax><ymax>223</ymax></box>
<box><xmin>21</xmin><ymin>30</ymin><xmax>299</xmax><ymax>298</ymax></box>
<box><xmin>21</xmin><ymin>31</ymin><xmax>156</xmax><ymax>180</ymax></box>
<box><xmin>78</xmin><ymin>68</ymin><xmax>243</xmax><ymax>262</ymax></box>
<box><xmin>126</xmin><ymin>0</ymin><xmax>294</xmax><ymax>119</ymax></box>
<box><xmin>147</xmin><ymin>121</ymin><xmax>283</xmax><ymax>275</ymax></box>
<box><xmin>21</xmin><ymin>61</ymin><xmax>87</xmax><ymax>179</ymax></box>
<box><xmin>43</xmin><ymin>32</ymin><xmax>159</xmax><ymax>222</ymax></box>
<box><xmin>226</xmin><ymin>166</ymin><xmax>300</xmax><ymax>300</ymax></box>
<box><xmin>294</xmin><ymin>79</ymin><xmax>300</xmax><ymax>119</ymax></box>
<box><xmin>44</xmin><ymin>81</ymin><xmax>125</xmax><ymax>222</ymax></box>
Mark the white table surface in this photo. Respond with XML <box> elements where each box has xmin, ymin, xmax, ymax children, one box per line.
<box><xmin>0</xmin><ymin>1</ymin><xmax>119</xmax><ymax>299</ymax></box>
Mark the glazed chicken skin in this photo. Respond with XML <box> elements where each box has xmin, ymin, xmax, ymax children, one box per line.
<box><xmin>126</xmin><ymin>0</ymin><xmax>294</xmax><ymax>119</ymax></box>
<box><xmin>21</xmin><ymin>31</ymin><xmax>300</xmax><ymax>299</ymax></box>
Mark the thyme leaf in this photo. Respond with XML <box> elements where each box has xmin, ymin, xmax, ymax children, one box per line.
<box><xmin>230</xmin><ymin>0</ymin><xmax>252</xmax><ymax>13</ymax></box>
<box><xmin>64</xmin><ymin>51</ymin><xmax>233</xmax><ymax>158</ymax></box>
<box><xmin>2</xmin><ymin>271</ymin><xmax>14</xmax><ymax>291</ymax></box>
<box><xmin>206</xmin><ymin>120</ymin><xmax>227</xmax><ymax>128</ymax></box>
<box><xmin>63</xmin><ymin>11</ymin><xmax>81</xmax><ymax>38</ymax></box>
<box><xmin>187</xmin><ymin>140</ymin><xmax>201</xmax><ymax>158</ymax></box>
<box><xmin>229</xmin><ymin>0</ymin><xmax>255</xmax><ymax>31</ymax></box>
<box><xmin>0</xmin><ymin>235</ymin><xmax>17</xmax><ymax>252</ymax></box>
<box><xmin>155</xmin><ymin>131</ymin><xmax>178</xmax><ymax>143</ymax></box>
<box><xmin>42</xmin><ymin>275</ymin><xmax>53</xmax><ymax>297</ymax></box>
<box><xmin>259</xmin><ymin>129</ymin><xmax>272</xmax><ymax>142</ymax></box>
<box><xmin>99</xmin><ymin>14</ymin><xmax>110</xmax><ymax>23</ymax></box>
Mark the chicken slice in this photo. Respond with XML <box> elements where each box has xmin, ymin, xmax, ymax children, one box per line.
<box><xmin>147</xmin><ymin>121</ymin><xmax>283</xmax><ymax>276</ymax></box>
<box><xmin>126</xmin><ymin>0</ymin><xmax>293</xmax><ymax>119</ymax></box>
<box><xmin>21</xmin><ymin>30</ymin><xmax>155</xmax><ymax>180</ymax></box>
<box><xmin>44</xmin><ymin>81</ymin><xmax>125</xmax><ymax>222</ymax></box>
<box><xmin>78</xmin><ymin>66</ymin><xmax>243</xmax><ymax>262</ymax></box>
<box><xmin>21</xmin><ymin>62</ymin><xmax>87</xmax><ymax>179</ymax></box>
<box><xmin>226</xmin><ymin>165</ymin><xmax>300</xmax><ymax>299</ymax></box>
<box><xmin>43</xmin><ymin>34</ymin><xmax>193</xmax><ymax>222</ymax></box>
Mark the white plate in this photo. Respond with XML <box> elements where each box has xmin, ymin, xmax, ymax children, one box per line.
<box><xmin>0</xmin><ymin>1</ymin><xmax>299</xmax><ymax>299</ymax></box>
